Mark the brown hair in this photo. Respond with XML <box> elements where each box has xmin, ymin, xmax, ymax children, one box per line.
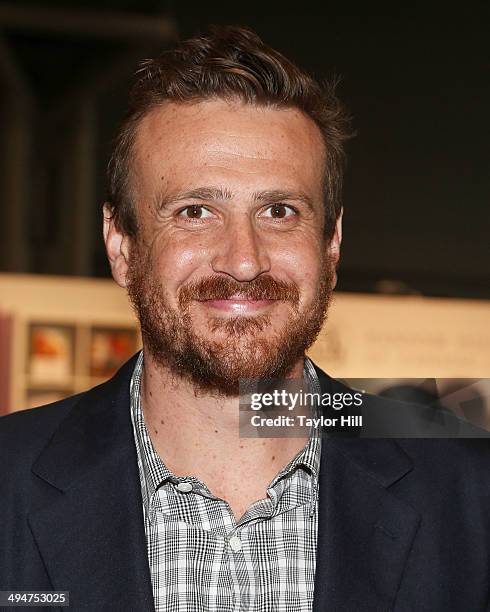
<box><xmin>107</xmin><ymin>25</ymin><xmax>352</xmax><ymax>240</ymax></box>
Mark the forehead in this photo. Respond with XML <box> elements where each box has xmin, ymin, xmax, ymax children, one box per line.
<box><xmin>131</xmin><ymin>98</ymin><xmax>326</xmax><ymax>200</ymax></box>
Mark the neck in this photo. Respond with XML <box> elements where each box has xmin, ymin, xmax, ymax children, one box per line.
<box><xmin>139</xmin><ymin>349</ymin><xmax>309</xmax><ymax>493</ymax></box>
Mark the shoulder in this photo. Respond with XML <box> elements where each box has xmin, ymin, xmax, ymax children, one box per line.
<box><xmin>0</xmin><ymin>352</ymin><xmax>140</xmax><ymax>464</ymax></box>
<box><xmin>398</xmin><ymin>437</ymin><xmax>490</xmax><ymax>474</ymax></box>
<box><xmin>0</xmin><ymin>393</ymin><xmax>89</xmax><ymax>504</ymax></box>
<box><xmin>310</xmin><ymin>359</ymin><xmax>490</xmax><ymax>439</ymax></box>
<box><xmin>390</xmin><ymin>439</ymin><xmax>490</xmax><ymax>528</ymax></box>
<box><xmin>0</xmin><ymin>393</ymin><xmax>83</xmax><ymax>464</ymax></box>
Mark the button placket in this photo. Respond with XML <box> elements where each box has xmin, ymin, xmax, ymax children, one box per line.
<box><xmin>176</xmin><ymin>481</ymin><xmax>193</xmax><ymax>492</ymax></box>
<box><xmin>228</xmin><ymin>534</ymin><xmax>242</xmax><ymax>552</ymax></box>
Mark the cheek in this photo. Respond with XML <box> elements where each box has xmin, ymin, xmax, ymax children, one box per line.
<box><xmin>272</xmin><ymin>237</ymin><xmax>323</xmax><ymax>289</ymax></box>
<box><xmin>150</xmin><ymin>234</ymin><xmax>211</xmax><ymax>290</ymax></box>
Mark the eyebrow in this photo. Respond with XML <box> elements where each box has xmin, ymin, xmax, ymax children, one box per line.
<box><xmin>161</xmin><ymin>186</ymin><xmax>315</xmax><ymax>211</ymax></box>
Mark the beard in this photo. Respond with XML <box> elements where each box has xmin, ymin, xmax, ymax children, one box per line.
<box><xmin>126</xmin><ymin>239</ymin><xmax>336</xmax><ymax>396</ymax></box>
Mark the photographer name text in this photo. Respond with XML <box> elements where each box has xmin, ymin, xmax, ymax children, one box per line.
<box><xmin>250</xmin><ymin>414</ymin><xmax>362</xmax><ymax>428</ymax></box>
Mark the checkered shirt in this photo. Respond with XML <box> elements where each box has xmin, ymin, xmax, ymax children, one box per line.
<box><xmin>130</xmin><ymin>350</ymin><xmax>322</xmax><ymax>611</ymax></box>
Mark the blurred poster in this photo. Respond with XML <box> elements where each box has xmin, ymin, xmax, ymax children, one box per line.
<box><xmin>90</xmin><ymin>327</ymin><xmax>137</xmax><ymax>378</ymax></box>
<box><xmin>28</xmin><ymin>323</ymin><xmax>74</xmax><ymax>384</ymax></box>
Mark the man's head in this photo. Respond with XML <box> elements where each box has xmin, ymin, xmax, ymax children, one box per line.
<box><xmin>104</xmin><ymin>25</ymin><xmax>352</xmax><ymax>394</ymax></box>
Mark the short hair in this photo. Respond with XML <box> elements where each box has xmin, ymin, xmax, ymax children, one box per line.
<box><xmin>107</xmin><ymin>25</ymin><xmax>352</xmax><ymax>240</ymax></box>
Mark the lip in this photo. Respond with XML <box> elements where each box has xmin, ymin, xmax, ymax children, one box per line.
<box><xmin>197</xmin><ymin>297</ymin><xmax>277</xmax><ymax>313</ymax></box>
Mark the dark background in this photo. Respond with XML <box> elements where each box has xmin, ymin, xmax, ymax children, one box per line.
<box><xmin>0</xmin><ymin>1</ymin><xmax>488</xmax><ymax>298</ymax></box>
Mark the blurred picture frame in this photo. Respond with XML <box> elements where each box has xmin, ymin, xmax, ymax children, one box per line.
<box><xmin>28</xmin><ymin>323</ymin><xmax>75</xmax><ymax>384</ymax></box>
<box><xmin>89</xmin><ymin>327</ymin><xmax>138</xmax><ymax>378</ymax></box>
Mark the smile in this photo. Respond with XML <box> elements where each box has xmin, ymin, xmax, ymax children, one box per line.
<box><xmin>197</xmin><ymin>297</ymin><xmax>278</xmax><ymax>314</ymax></box>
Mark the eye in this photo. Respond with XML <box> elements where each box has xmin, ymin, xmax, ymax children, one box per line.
<box><xmin>262</xmin><ymin>203</ymin><xmax>297</xmax><ymax>219</ymax></box>
<box><xmin>177</xmin><ymin>205</ymin><xmax>213</xmax><ymax>219</ymax></box>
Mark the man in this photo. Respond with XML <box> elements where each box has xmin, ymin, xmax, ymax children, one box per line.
<box><xmin>1</xmin><ymin>26</ymin><xmax>489</xmax><ymax>612</ymax></box>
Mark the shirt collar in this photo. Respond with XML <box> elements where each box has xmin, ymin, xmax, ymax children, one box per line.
<box><xmin>130</xmin><ymin>350</ymin><xmax>173</xmax><ymax>524</ymax></box>
<box><xmin>130</xmin><ymin>350</ymin><xmax>322</xmax><ymax>520</ymax></box>
<box><xmin>272</xmin><ymin>356</ymin><xmax>322</xmax><ymax>516</ymax></box>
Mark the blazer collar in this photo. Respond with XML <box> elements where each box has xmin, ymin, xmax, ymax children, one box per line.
<box><xmin>29</xmin><ymin>353</ymin><xmax>155</xmax><ymax>611</ymax></box>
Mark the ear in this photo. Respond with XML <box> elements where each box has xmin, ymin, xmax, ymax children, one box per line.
<box><xmin>326</xmin><ymin>208</ymin><xmax>343</xmax><ymax>289</ymax></box>
<box><xmin>103</xmin><ymin>203</ymin><xmax>131</xmax><ymax>288</ymax></box>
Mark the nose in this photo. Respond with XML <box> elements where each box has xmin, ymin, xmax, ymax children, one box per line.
<box><xmin>211</xmin><ymin>214</ymin><xmax>271</xmax><ymax>281</ymax></box>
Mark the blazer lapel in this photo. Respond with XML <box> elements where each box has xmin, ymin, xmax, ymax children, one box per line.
<box><xmin>28</xmin><ymin>355</ymin><xmax>155</xmax><ymax>612</ymax></box>
<box><xmin>312</xmin><ymin>364</ymin><xmax>421</xmax><ymax>611</ymax></box>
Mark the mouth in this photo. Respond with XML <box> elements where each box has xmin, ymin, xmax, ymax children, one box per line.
<box><xmin>197</xmin><ymin>295</ymin><xmax>278</xmax><ymax>314</ymax></box>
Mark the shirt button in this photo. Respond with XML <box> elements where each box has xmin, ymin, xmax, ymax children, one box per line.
<box><xmin>228</xmin><ymin>535</ymin><xmax>242</xmax><ymax>552</ymax></box>
<box><xmin>177</xmin><ymin>482</ymin><xmax>193</xmax><ymax>493</ymax></box>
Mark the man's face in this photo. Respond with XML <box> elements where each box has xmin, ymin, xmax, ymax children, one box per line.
<box><xmin>107</xmin><ymin>98</ymin><xmax>341</xmax><ymax>394</ymax></box>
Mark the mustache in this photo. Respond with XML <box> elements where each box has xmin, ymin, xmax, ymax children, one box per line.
<box><xmin>178</xmin><ymin>274</ymin><xmax>300</xmax><ymax>308</ymax></box>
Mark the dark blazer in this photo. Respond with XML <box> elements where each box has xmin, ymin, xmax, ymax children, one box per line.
<box><xmin>1</xmin><ymin>354</ymin><xmax>489</xmax><ymax>611</ymax></box>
